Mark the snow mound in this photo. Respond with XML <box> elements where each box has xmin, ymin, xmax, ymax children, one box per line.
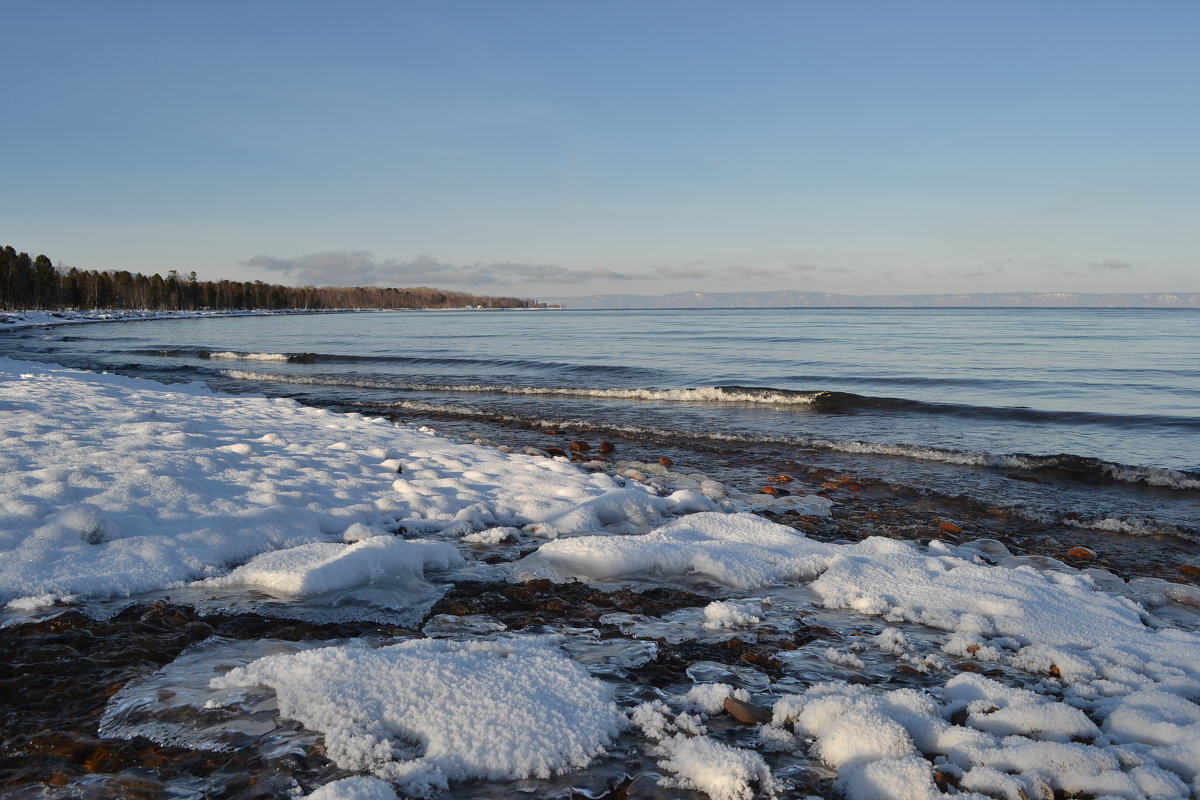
<box><xmin>517</xmin><ymin>511</ymin><xmax>839</xmax><ymax>588</ymax></box>
<box><xmin>209</xmin><ymin>637</ymin><xmax>626</xmax><ymax>796</ymax></box>
<box><xmin>198</xmin><ymin>536</ymin><xmax>462</xmax><ymax>597</ymax></box>
<box><xmin>304</xmin><ymin>777</ymin><xmax>398</xmax><ymax>800</ymax></box>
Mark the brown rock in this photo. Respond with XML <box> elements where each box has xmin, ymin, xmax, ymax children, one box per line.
<box><xmin>1066</xmin><ymin>547</ymin><xmax>1096</xmax><ymax>559</ymax></box>
<box><xmin>740</xmin><ymin>651</ymin><xmax>783</xmax><ymax>671</ymax></box>
<box><xmin>775</xmin><ymin>474</ymin><xmax>794</xmax><ymax>483</ymax></box>
<box><xmin>658</xmin><ymin>456</ymin><xmax>673</xmax><ymax>467</ymax></box>
<box><xmin>933</xmin><ymin>769</ymin><xmax>960</xmax><ymax>790</ymax></box>
<box><xmin>545</xmin><ymin>447</ymin><xmax>569</xmax><ymax>458</ymax></box>
<box><xmin>1049</xmin><ymin>664</ymin><xmax>1062</xmax><ymax>679</ymax></box>
<box><xmin>723</xmin><ymin>696</ymin><xmax>773</xmax><ymax>725</ymax></box>
<box><xmin>83</xmin><ymin>746</ymin><xmax>115</xmax><ymax>772</ymax></box>
<box><xmin>137</xmin><ymin>748</ymin><xmax>172</xmax><ymax>768</ymax></box>
<box><xmin>1180</xmin><ymin>564</ymin><xmax>1200</xmax><ymax>577</ymax></box>
<box><xmin>598</xmin><ymin>441</ymin><xmax>616</xmax><ymax>454</ymax></box>
<box><xmin>542</xmin><ymin>428</ymin><xmax>560</xmax><ymax>435</ymax></box>
<box><xmin>846</xmin><ymin>484</ymin><xmax>861</xmax><ymax>492</ymax></box>
<box><xmin>761</xmin><ymin>486</ymin><xmax>790</xmax><ymax>497</ymax></box>
<box><xmin>570</xmin><ymin>440</ymin><xmax>591</xmax><ymax>452</ymax></box>
<box><xmin>938</xmin><ymin>521</ymin><xmax>963</xmax><ymax>535</ymax></box>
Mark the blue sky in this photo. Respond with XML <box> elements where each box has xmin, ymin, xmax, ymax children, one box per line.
<box><xmin>4</xmin><ymin>1</ymin><xmax>1197</xmax><ymax>298</ymax></box>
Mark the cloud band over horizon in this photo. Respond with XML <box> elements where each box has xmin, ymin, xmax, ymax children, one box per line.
<box><xmin>243</xmin><ymin>251</ymin><xmax>833</xmax><ymax>290</ymax></box>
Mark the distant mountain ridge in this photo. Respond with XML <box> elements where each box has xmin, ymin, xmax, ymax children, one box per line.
<box><xmin>542</xmin><ymin>290</ymin><xmax>1200</xmax><ymax>309</ymax></box>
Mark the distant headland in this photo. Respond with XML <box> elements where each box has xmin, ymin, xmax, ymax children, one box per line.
<box><xmin>541</xmin><ymin>290</ymin><xmax>1200</xmax><ymax>309</ymax></box>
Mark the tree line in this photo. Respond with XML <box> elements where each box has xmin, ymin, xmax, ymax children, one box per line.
<box><xmin>1</xmin><ymin>245</ymin><xmax>548</xmax><ymax>311</ymax></box>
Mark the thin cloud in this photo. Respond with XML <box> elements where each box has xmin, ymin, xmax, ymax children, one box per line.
<box><xmin>1090</xmin><ymin>258</ymin><xmax>1135</xmax><ymax>272</ymax></box>
<box><xmin>955</xmin><ymin>264</ymin><xmax>1008</xmax><ymax>280</ymax></box>
<box><xmin>655</xmin><ymin>265</ymin><xmax>715</xmax><ymax>280</ymax></box>
<box><xmin>1039</xmin><ymin>256</ymin><xmax>1136</xmax><ymax>277</ymax></box>
<box><xmin>247</xmin><ymin>251</ymin><xmax>868</xmax><ymax>289</ymax></box>
<box><xmin>656</xmin><ymin>262</ymin><xmax>834</xmax><ymax>282</ymax></box>
<box><xmin>727</xmin><ymin>265</ymin><xmax>794</xmax><ymax>280</ymax></box>
<box><xmin>244</xmin><ymin>252</ymin><xmax>634</xmax><ymax>287</ymax></box>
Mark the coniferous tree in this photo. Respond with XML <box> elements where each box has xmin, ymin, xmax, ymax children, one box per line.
<box><xmin>0</xmin><ymin>243</ymin><xmax>550</xmax><ymax>312</ymax></box>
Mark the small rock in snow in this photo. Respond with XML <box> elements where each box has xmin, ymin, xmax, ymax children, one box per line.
<box><xmin>724</xmin><ymin>697</ymin><xmax>773</xmax><ymax>725</ymax></box>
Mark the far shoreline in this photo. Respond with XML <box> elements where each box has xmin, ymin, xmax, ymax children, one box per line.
<box><xmin>0</xmin><ymin>305</ymin><xmax>559</xmax><ymax>333</ymax></box>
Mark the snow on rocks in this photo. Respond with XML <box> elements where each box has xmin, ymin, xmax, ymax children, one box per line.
<box><xmin>303</xmin><ymin>777</ymin><xmax>399</xmax><ymax>800</ymax></box>
<box><xmin>515</xmin><ymin>510</ymin><xmax>1200</xmax><ymax>798</ymax></box>
<box><xmin>632</xmin><ymin>700</ymin><xmax>780</xmax><ymax>800</ymax></box>
<box><xmin>702</xmin><ymin>599</ymin><xmax>764</xmax><ymax>630</ymax></box>
<box><xmin>0</xmin><ymin>358</ymin><xmax>699</xmax><ymax>606</ymax></box>
<box><xmin>209</xmin><ymin>637</ymin><xmax>626</xmax><ymax>797</ymax></box>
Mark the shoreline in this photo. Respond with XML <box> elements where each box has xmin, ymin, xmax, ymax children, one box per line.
<box><xmin>3</xmin><ymin>355</ymin><xmax>1200</xmax><ymax>799</ymax></box>
<box><xmin>0</xmin><ymin>305</ymin><xmax>557</xmax><ymax>333</ymax></box>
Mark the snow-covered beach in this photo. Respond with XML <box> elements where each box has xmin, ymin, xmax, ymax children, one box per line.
<box><xmin>3</xmin><ymin>351</ymin><xmax>1200</xmax><ymax>800</ymax></box>
<box><xmin>0</xmin><ymin>308</ymin><xmax>327</xmax><ymax>331</ymax></box>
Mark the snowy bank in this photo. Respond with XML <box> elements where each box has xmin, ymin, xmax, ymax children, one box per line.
<box><xmin>0</xmin><ymin>308</ymin><xmax>350</xmax><ymax>331</ymax></box>
<box><xmin>0</xmin><ymin>357</ymin><xmax>714</xmax><ymax>608</ymax></box>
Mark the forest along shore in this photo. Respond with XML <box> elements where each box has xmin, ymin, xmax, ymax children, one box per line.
<box><xmin>3</xmin><ymin>355</ymin><xmax>1200</xmax><ymax>800</ymax></box>
<box><xmin>0</xmin><ymin>243</ymin><xmax>548</xmax><ymax>312</ymax></box>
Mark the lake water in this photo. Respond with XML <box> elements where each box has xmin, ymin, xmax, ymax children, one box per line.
<box><xmin>4</xmin><ymin>306</ymin><xmax>1198</xmax><ymax>539</ymax></box>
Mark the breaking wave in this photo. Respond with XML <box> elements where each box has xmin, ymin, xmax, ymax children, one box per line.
<box><xmin>219</xmin><ymin>370</ymin><xmax>826</xmax><ymax>405</ymax></box>
<box><xmin>352</xmin><ymin>397</ymin><xmax>1200</xmax><ymax>493</ymax></box>
<box><xmin>214</xmin><ymin>369</ymin><xmax>1200</xmax><ymax>432</ymax></box>
<box><xmin>131</xmin><ymin>349</ymin><xmax>663</xmax><ymax>378</ymax></box>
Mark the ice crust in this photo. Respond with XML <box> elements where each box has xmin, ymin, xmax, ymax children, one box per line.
<box><xmin>210</xmin><ymin>637</ymin><xmax>625</xmax><ymax>796</ymax></box>
<box><xmin>6</xmin><ymin>356</ymin><xmax>1200</xmax><ymax>799</ymax></box>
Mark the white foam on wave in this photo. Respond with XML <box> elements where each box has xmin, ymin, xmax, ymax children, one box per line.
<box><xmin>1093</xmin><ymin>463</ymin><xmax>1200</xmax><ymax>491</ymax></box>
<box><xmin>220</xmin><ymin>370</ymin><xmax>820</xmax><ymax>405</ymax></box>
<box><xmin>209</xmin><ymin>351</ymin><xmax>292</xmax><ymax>362</ymax></box>
<box><xmin>813</xmin><ymin>441</ymin><xmax>1200</xmax><ymax>491</ymax></box>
